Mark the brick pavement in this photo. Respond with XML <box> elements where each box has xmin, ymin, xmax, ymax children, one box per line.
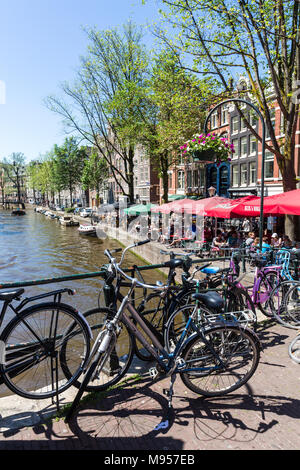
<box><xmin>0</xmin><ymin>320</ymin><xmax>299</xmax><ymax>451</ymax></box>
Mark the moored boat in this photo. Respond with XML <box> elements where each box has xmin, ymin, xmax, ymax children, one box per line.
<box><xmin>78</xmin><ymin>224</ymin><xmax>96</xmax><ymax>236</ymax></box>
<box><xmin>11</xmin><ymin>208</ymin><xmax>26</xmax><ymax>216</ymax></box>
<box><xmin>59</xmin><ymin>215</ymin><xmax>79</xmax><ymax>226</ymax></box>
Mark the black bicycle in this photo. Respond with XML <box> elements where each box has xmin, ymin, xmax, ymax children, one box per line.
<box><xmin>0</xmin><ymin>287</ymin><xmax>91</xmax><ymax>399</ymax></box>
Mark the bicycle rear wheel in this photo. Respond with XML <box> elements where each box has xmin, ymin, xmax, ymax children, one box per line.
<box><xmin>0</xmin><ymin>302</ymin><xmax>90</xmax><ymax>399</ymax></box>
<box><xmin>180</xmin><ymin>325</ymin><xmax>260</xmax><ymax>397</ymax></box>
<box><xmin>164</xmin><ymin>303</ymin><xmax>215</xmax><ymax>353</ymax></box>
<box><xmin>62</xmin><ymin>308</ymin><xmax>134</xmax><ymax>391</ymax></box>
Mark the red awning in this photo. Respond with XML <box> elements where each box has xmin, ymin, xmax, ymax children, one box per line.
<box><xmin>151</xmin><ymin>198</ymin><xmax>198</xmax><ymax>214</ymax></box>
<box><xmin>233</xmin><ymin>189</ymin><xmax>300</xmax><ymax>217</ymax></box>
<box><xmin>205</xmin><ymin>195</ymin><xmax>260</xmax><ymax>218</ymax></box>
<box><xmin>183</xmin><ymin>196</ymin><xmax>230</xmax><ymax>215</ymax></box>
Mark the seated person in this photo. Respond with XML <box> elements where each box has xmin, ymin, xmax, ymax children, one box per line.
<box><xmin>227</xmin><ymin>231</ymin><xmax>238</xmax><ymax>248</ymax></box>
<box><xmin>281</xmin><ymin>235</ymin><xmax>293</xmax><ymax>249</ymax></box>
<box><xmin>168</xmin><ymin>228</ymin><xmax>182</xmax><ymax>248</ymax></box>
<box><xmin>211</xmin><ymin>231</ymin><xmax>226</xmax><ymax>255</ymax></box>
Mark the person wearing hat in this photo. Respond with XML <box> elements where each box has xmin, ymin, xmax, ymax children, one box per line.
<box><xmin>271</xmin><ymin>233</ymin><xmax>282</xmax><ymax>247</ymax></box>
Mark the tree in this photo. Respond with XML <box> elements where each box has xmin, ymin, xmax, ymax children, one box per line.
<box><xmin>2</xmin><ymin>152</ymin><xmax>26</xmax><ymax>204</ymax></box>
<box><xmin>46</xmin><ymin>21</ymin><xmax>150</xmax><ymax>204</ymax></box>
<box><xmin>53</xmin><ymin>137</ymin><xmax>87</xmax><ymax>205</ymax></box>
<box><xmin>142</xmin><ymin>49</ymin><xmax>216</xmax><ymax>202</ymax></box>
<box><xmin>26</xmin><ymin>160</ymin><xmax>41</xmax><ymax>203</ymax></box>
<box><xmin>151</xmin><ymin>0</ymin><xmax>300</xmax><ymax>236</ymax></box>
<box><xmin>81</xmin><ymin>150</ymin><xmax>108</xmax><ymax>206</ymax></box>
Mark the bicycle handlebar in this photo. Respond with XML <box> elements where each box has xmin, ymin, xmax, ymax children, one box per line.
<box><xmin>104</xmin><ymin>246</ymin><xmax>168</xmax><ymax>291</ymax></box>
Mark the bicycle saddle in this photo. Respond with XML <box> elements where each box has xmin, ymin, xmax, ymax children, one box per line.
<box><xmin>0</xmin><ymin>288</ymin><xmax>25</xmax><ymax>302</ymax></box>
<box><xmin>201</xmin><ymin>266</ymin><xmax>231</xmax><ymax>275</ymax></box>
<box><xmin>201</xmin><ymin>266</ymin><xmax>220</xmax><ymax>274</ymax></box>
<box><xmin>163</xmin><ymin>259</ymin><xmax>183</xmax><ymax>269</ymax></box>
<box><xmin>192</xmin><ymin>291</ymin><xmax>224</xmax><ymax>312</ymax></box>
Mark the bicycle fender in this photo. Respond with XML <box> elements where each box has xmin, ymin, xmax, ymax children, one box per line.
<box><xmin>202</xmin><ymin>321</ymin><xmax>263</xmax><ymax>351</ymax></box>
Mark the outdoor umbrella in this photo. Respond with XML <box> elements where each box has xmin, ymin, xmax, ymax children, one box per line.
<box><xmin>232</xmin><ymin>189</ymin><xmax>300</xmax><ymax>217</ymax></box>
<box><xmin>123</xmin><ymin>203</ymin><xmax>158</xmax><ymax>216</ymax></box>
<box><xmin>151</xmin><ymin>198</ymin><xmax>193</xmax><ymax>214</ymax></box>
<box><xmin>168</xmin><ymin>198</ymin><xmax>197</xmax><ymax>214</ymax></box>
<box><xmin>183</xmin><ymin>196</ymin><xmax>230</xmax><ymax>215</ymax></box>
<box><xmin>204</xmin><ymin>195</ymin><xmax>259</xmax><ymax>218</ymax></box>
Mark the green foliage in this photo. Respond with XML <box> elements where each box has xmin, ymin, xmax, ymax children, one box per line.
<box><xmin>53</xmin><ymin>137</ymin><xmax>87</xmax><ymax>200</ymax></box>
<box><xmin>81</xmin><ymin>150</ymin><xmax>108</xmax><ymax>200</ymax></box>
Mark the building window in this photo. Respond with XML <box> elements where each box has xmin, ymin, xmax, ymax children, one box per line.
<box><xmin>241</xmin><ymin>163</ymin><xmax>248</xmax><ymax>185</ymax></box>
<box><xmin>241</xmin><ymin>117</ymin><xmax>247</xmax><ymax>132</ymax></box>
<box><xmin>265</xmin><ymin>151</ymin><xmax>274</xmax><ymax>178</ymax></box>
<box><xmin>231</xmin><ymin>116</ymin><xmax>239</xmax><ymax>134</ymax></box>
<box><xmin>280</xmin><ymin>112</ymin><xmax>285</xmax><ymax>135</ymax></box>
<box><xmin>199</xmin><ymin>168</ymin><xmax>205</xmax><ymax>187</ymax></box>
<box><xmin>250</xmin><ymin>113</ymin><xmax>258</xmax><ymax>128</ymax></box>
<box><xmin>249</xmin><ymin>162</ymin><xmax>256</xmax><ymax>185</ymax></box>
<box><xmin>266</xmin><ymin>108</ymin><xmax>276</xmax><ymax>139</ymax></box>
<box><xmin>211</xmin><ymin>110</ymin><xmax>218</xmax><ymax>129</ymax></box>
<box><xmin>250</xmin><ymin>135</ymin><xmax>257</xmax><ymax>155</ymax></box>
<box><xmin>219</xmin><ymin>165</ymin><xmax>229</xmax><ymax>196</ymax></box>
<box><xmin>177</xmin><ymin>170</ymin><xmax>185</xmax><ymax>190</ymax></box>
<box><xmin>193</xmin><ymin>170</ymin><xmax>198</xmax><ymax>187</ymax></box>
<box><xmin>232</xmin><ymin>165</ymin><xmax>239</xmax><ymax>186</ymax></box>
<box><xmin>232</xmin><ymin>138</ymin><xmax>239</xmax><ymax>159</ymax></box>
<box><xmin>187</xmin><ymin>170</ymin><xmax>192</xmax><ymax>188</ymax></box>
<box><xmin>241</xmin><ymin>136</ymin><xmax>248</xmax><ymax>157</ymax></box>
<box><xmin>221</xmin><ymin>105</ymin><xmax>228</xmax><ymax>125</ymax></box>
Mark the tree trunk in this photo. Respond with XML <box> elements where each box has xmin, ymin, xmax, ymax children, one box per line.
<box><xmin>278</xmin><ymin>139</ymin><xmax>300</xmax><ymax>240</ymax></box>
<box><xmin>160</xmin><ymin>150</ymin><xmax>169</xmax><ymax>204</ymax></box>
<box><xmin>128</xmin><ymin>145</ymin><xmax>135</xmax><ymax>204</ymax></box>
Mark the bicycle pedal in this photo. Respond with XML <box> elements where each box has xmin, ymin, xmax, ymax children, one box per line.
<box><xmin>176</xmin><ymin>358</ymin><xmax>186</xmax><ymax>369</ymax></box>
<box><xmin>149</xmin><ymin>367</ymin><xmax>159</xmax><ymax>379</ymax></box>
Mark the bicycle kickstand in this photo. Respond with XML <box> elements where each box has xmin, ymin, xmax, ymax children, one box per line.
<box><xmin>163</xmin><ymin>373</ymin><xmax>177</xmax><ymax>409</ymax></box>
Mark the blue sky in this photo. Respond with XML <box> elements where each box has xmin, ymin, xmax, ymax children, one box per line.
<box><xmin>0</xmin><ymin>0</ymin><xmax>158</xmax><ymax>162</ymax></box>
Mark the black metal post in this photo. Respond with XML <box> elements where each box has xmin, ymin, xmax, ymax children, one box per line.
<box><xmin>203</xmin><ymin>98</ymin><xmax>266</xmax><ymax>249</ymax></box>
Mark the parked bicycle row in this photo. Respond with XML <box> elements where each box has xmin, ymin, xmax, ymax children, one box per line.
<box><xmin>0</xmin><ymin>240</ymin><xmax>299</xmax><ymax>424</ymax></box>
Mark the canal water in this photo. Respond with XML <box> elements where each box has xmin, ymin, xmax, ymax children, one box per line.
<box><xmin>0</xmin><ymin>208</ymin><xmax>165</xmax><ymax>326</ymax></box>
<box><xmin>0</xmin><ymin>208</ymin><xmax>165</xmax><ymax>397</ymax></box>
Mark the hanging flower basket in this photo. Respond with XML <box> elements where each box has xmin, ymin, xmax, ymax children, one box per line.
<box><xmin>180</xmin><ymin>133</ymin><xmax>235</xmax><ymax>164</ymax></box>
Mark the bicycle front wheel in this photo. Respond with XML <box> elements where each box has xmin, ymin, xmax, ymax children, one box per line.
<box><xmin>257</xmin><ymin>271</ymin><xmax>283</xmax><ymax>317</ymax></box>
<box><xmin>0</xmin><ymin>302</ymin><xmax>91</xmax><ymax>399</ymax></box>
<box><xmin>180</xmin><ymin>325</ymin><xmax>260</xmax><ymax>397</ymax></box>
<box><xmin>288</xmin><ymin>334</ymin><xmax>300</xmax><ymax>364</ymax></box>
<box><xmin>276</xmin><ymin>283</ymin><xmax>300</xmax><ymax>329</ymax></box>
<box><xmin>63</xmin><ymin>308</ymin><xmax>134</xmax><ymax>391</ymax></box>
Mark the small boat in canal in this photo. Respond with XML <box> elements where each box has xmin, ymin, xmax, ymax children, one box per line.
<box><xmin>11</xmin><ymin>208</ymin><xmax>26</xmax><ymax>216</ymax></box>
<box><xmin>78</xmin><ymin>224</ymin><xmax>96</xmax><ymax>236</ymax></box>
<box><xmin>59</xmin><ymin>215</ymin><xmax>79</xmax><ymax>226</ymax></box>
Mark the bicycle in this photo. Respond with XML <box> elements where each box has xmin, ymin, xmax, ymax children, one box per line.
<box><xmin>134</xmin><ymin>248</ymin><xmax>257</xmax><ymax>361</ymax></box>
<box><xmin>78</xmin><ymin>246</ymin><xmax>217</xmax><ymax>367</ymax></box>
<box><xmin>227</xmin><ymin>249</ymin><xmax>283</xmax><ymax>317</ymax></box>
<box><xmin>0</xmin><ymin>287</ymin><xmax>91</xmax><ymax>399</ymax></box>
<box><xmin>64</xmin><ymin>241</ymin><xmax>261</xmax><ymax>423</ymax></box>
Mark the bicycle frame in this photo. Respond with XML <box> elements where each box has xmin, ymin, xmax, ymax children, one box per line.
<box><xmin>229</xmin><ymin>252</ymin><xmax>281</xmax><ymax>306</ymax></box>
<box><xmin>107</xmin><ymin>282</ymin><xmax>224</xmax><ymax>376</ymax></box>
